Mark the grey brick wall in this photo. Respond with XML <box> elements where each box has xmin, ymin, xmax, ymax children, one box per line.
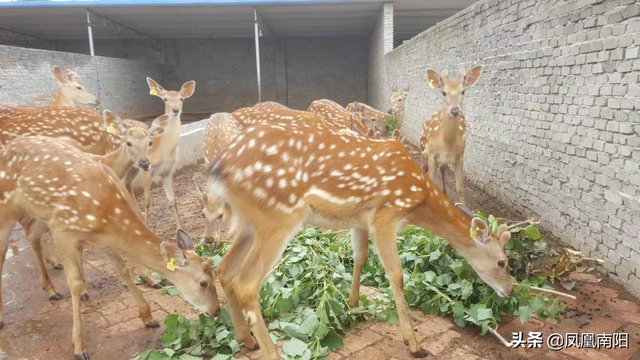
<box><xmin>0</xmin><ymin>45</ymin><xmax>163</xmax><ymax>118</ymax></box>
<box><xmin>372</xmin><ymin>0</ymin><xmax>640</xmax><ymax>296</ymax></box>
<box><xmin>368</xmin><ymin>4</ymin><xmax>394</xmax><ymax>109</ymax></box>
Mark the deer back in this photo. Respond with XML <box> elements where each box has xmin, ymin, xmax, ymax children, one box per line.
<box><xmin>204</xmin><ymin>113</ymin><xmax>243</xmax><ymax>163</ymax></box>
<box><xmin>253</xmin><ymin>101</ymin><xmax>290</xmax><ymax>111</ymax></box>
<box><xmin>307</xmin><ymin>99</ymin><xmax>369</xmax><ymax>136</ymax></box>
<box><xmin>231</xmin><ymin>106</ymin><xmax>326</xmax><ymax>128</ymax></box>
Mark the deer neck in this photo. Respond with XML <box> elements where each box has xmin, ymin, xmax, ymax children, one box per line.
<box><xmin>49</xmin><ymin>88</ymin><xmax>73</xmax><ymax>107</ymax></box>
<box><xmin>107</xmin><ymin>227</ymin><xmax>175</xmax><ymax>279</ymax></box>
<box><xmin>440</xmin><ymin>110</ymin><xmax>462</xmax><ymax>144</ymax></box>
<box><xmin>89</xmin><ymin>145</ymin><xmax>133</xmax><ymax>179</ymax></box>
<box><xmin>395</xmin><ymin>109</ymin><xmax>405</xmax><ymax>129</ymax></box>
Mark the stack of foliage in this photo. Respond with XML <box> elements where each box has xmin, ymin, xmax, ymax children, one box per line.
<box><xmin>134</xmin><ymin>215</ymin><xmax>568</xmax><ymax>360</ymax></box>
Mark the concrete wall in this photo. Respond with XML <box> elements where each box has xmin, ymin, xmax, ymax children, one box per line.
<box><xmin>368</xmin><ymin>4</ymin><xmax>394</xmax><ymax>110</ymax></box>
<box><xmin>0</xmin><ymin>45</ymin><xmax>164</xmax><ymax>118</ymax></box>
<box><xmin>372</xmin><ymin>0</ymin><xmax>640</xmax><ymax>296</ymax></box>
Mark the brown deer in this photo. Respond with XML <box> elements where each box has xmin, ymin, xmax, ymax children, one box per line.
<box><xmin>346</xmin><ymin>85</ymin><xmax>409</xmax><ymax>135</ymax></box>
<box><xmin>124</xmin><ymin>78</ymin><xmax>196</xmax><ymax>230</ymax></box>
<box><xmin>420</xmin><ymin>66</ymin><xmax>483</xmax><ymax>206</ymax></box>
<box><xmin>253</xmin><ymin>101</ymin><xmax>290</xmax><ymax>110</ymax></box>
<box><xmin>0</xmin><ymin>66</ymin><xmax>99</xmax><ymax>119</ymax></box>
<box><xmin>0</xmin><ymin>135</ymin><xmax>220</xmax><ymax>360</ymax></box>
<box><xmin>231</xmin><ymin>105</ymin><xmax>326</xmax><ymax>128</ymax></box>
<box><xmin>206</xmin><ymin>122</ymin><xmax>513</xmax><ymax>359</ymax></box>
<box><xmin>194</xmin><ymin>113</ymin><xmax>242</xmax><ymax>246</ymax></box>
<box><xmin>307</xmin><ymin>99</ymin><xmax>369</xmax><ymax>135</ymax></box>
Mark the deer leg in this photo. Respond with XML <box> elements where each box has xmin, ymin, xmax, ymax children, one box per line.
<box><xmin>140</xmin><ymin>268</ymin><xmax>162</xmax><ymax>289</ymax></box>
<box><xmin>123</xmin><ymin>168</ymin><xmax>142</xmax><ymax>218</ymax></box>
<box><xmin>76</xmin><ymin>250</ymin><xmax>90</xmax><ymax>301</ymax></box>
<box><xmin>427</xmin><ymin>154</ymin><xmax>438</xmax><ymax>185</ymax></box>
<box><xmin>23</xmin><ymin>219</ymin><xmax>62</xmax><ymax>300</ymax></box>
<box><xmin>420</xmin><ymin>151</ymin><xmax>429</xmax><ymax>174</ymax></box>
<box><xmin>440</xmin><ymin>165</ymin><xmax>447</xmax><ymax>196</ymax></box>
<box><xmin>140</xmin><ymin>170</ymin><xmax>152</xmax><ymax>225</ymax></box>
<box><xmin>372</xmin><ymin>219</ymin><xmax>428</xmax><ymax>358</ymax></box>
<box><xmin>161</xmin><ymin>172</ymin><xmax>183</xmax><ymax>230</ymax></box>
<box><xmin>349</xmin><ymin>228</ymin><xmax>369</xmax><ymax>307</ymax></box>
<box><xmin>0</xmin><ymin>220</ymin><xmax>16</xmax><ymax>329</ymax></box>
<box><xmin>104</xmin><ymin>251</ymin><xmax>157</xmax><ymax>327</ymax></box>
<box><xmin>454</xmin><ymin>159</ymin><xmax>466</xmax><ymax>206</ymax></box>
<box><xmin>217</xmin><ymin>225</ymin><xmax>257</xmax><ymax>350</ymax></box>
<box><xmin>53</xmin><ymin>230</ymin><xmax>89</xmax><ymax>360</ymax></box>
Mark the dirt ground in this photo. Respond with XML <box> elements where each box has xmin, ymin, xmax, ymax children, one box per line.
<box><xmin>0</xmin><ymin>148</ymin><xmax>639</xmax><ymax>359</ymax></box>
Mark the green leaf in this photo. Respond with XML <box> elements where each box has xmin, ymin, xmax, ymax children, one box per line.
<box><xmin>429</xmin><ymin>249</ymin><xmax>441</xmax><ymax>261</ymax></box>
<box><xmin>387</xmin><ymin>311</ymin><xmax>399</xmax><ymax>325</ymax></box>
<box><xmin>162</xmin><ymin>286</ymin><xmax>182</xmax><ymax>297</ymax></box>
<box><xmin>164</xmin><ymin>314</ymin><xmax>179</xmax><ymax>334</ymax></box>
<box><xmin>546</xmin><ymin>303</ymin><xmax>559</xmax><ymax>318</ymax></box>
<box><xmin>179</xmin><ymin>355</ymin><xmax>202</xmax><ymax>360</ymax></box>
<box><xmin>529</xmin><ymin>297</ymin><xmax>544</xmax><ymax>311</ymax></box>
<box><xmin>299</xmin><ymin>313</ymin><xmax>319</xmax><ymax>336</ymax></box>
<box><xmin>211</xmin><ymin>354</ymin><xmax>233</xmax><ymax>360</ymax></box>
<box><xmin>477</xmin><ymin>308</ymin><xmax>493</xmax><ymax>321</ymax></box>
<box><xmin>283</xmin><ymin>338</ymin><xmax>308</xmax><ymax>357</ymax></box>
<box><xmin>523</xmin><ymin>225</ymin><xmax>541</xmax><ymax>240</ymax></box>
<box><xmin>320</xmin><ymin>329</ymin><xmax>344</xmax><ymax>351</ymax></box>
<box><xmin>424</xmin><ymin>271</ymin><xmax>437</xmax><ymax>282</ymax></box>
<box><xmin>519</xmin><ymin>306</ymin><xmax>535</xmax><ymax>324</ymax></box>
<box><xmin>435</xmin><ymin>274</ymin><xmax>452</xmax><ymax>286</ymax></box>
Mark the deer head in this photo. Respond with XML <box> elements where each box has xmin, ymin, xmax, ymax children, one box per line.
<box><xmin>147</xmin><ymin>78</ymin><xmax>196</xmax><ymax>116</ymax></box>
<box><xmin>193</xmin><ymin>178</ymin><xmax>226</xmax><ymax>243</ymax></box>
<box><xmin>388</xmin><ymin>84</ymin><xmax>409</xmax><ymax>116</ymax></box>
<box><xmin>426</xmin><ymin>66</ymin><xmax>482</xmax><ymax>118</ymax></box>
<box><xmin>102</xmin><ymin>110</ymin><xmax>169</xmax><ymax>171</ymax></box>
<box><xmin>51</xmin><ymin>66</ymin><xmax>99</xmax><ymax>107</ymax></box>
<box><xmin>159</xmin><ymin>229</ymin><xmax>220</xmax><ymax>316</ymax></box>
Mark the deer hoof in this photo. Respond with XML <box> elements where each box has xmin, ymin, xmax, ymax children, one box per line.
<box><xmin>80</xmin><ymin>293</ymin><xmax>90</xmax><ymax>301</ymax></box>
<box><xmin>49</xmin><ymin>293</ymin><xmax>63</xmax><ymax>301</ymax></box>
<box><xmin>411</xmin><ymin>348</ymin><xmax>429</xmax><ymax>358</ymax></box>
<box><xmin>53</xmin><ymin>263</ymin><xmax>64</xmax><ymax>270</ymax></box>
<box><xmin>145</xmin><ymin>320</ymin><xmax>160</xmax><ymax>328</ymax></box>
<box><xmin>152</xmin><ymin>283</ymin><xmax>163</xmax><ymax>289</ymax></box>
<box><xmin>74</xmin><ymin>352</ymin><xmax>90</xmax><ymax>360</ymax></box>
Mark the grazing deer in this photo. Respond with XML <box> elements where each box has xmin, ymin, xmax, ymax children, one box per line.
<box><xmin>206</xmin><ymin>122</ymin><xmax>513</xmax><ymax>359</ymax></box>
<box><xmin>125</xmin><ymin>78</ymin><xmax>196</xmax><ymax>230</ymax></box>
<box><xmin>0</xmin><ymin>135</ymin><xmax>220</xmax><ymax>359</ymax></box>
<box><xmin>194</xmin><ymin>113</ymin><xmax>241</xmax><ymax>246</ymax></box>
<box><xmin>307</xmin><ymin>99</ymin><xmax>369</xmax><ymax>135</ymax></box>
<box><xmin>231</xmin><ymin>105</ymin><xmax>326</xmax><ymax>128</ymax></box>
<box><xmin>346</xmin><ymin>85</ymin><xmax>409</xmax><ymax>135</ymax></box>
<box><xmin>420</xmin><ymin>66</ymin><xmax>483</xmax><ymax>206</ymax></box>
<box><xmin>0</xmin><ymin>66</ymin><xmax>99</xmax><ymax>119</ymax></box>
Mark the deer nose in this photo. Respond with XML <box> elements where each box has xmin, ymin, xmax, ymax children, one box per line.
<box><xmin>172</xmin><ymin>108</ymin><xmax>180</xmax><ymax>115</ymax></box>
<box><xmin>139</xmin><ymin>159</ymin><xmax>150</xmax><ymax>170</ymax></box>
<box><xmin>450</xmin><ymin>107</ymin><xmax>460</xmax><ymax>116</ymax></box>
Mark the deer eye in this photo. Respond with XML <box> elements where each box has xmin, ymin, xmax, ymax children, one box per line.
<box><xmin>200</xmin><ymin>280</ymin><xmax>208</xmax><ymax>288</ymax></box>
<box><xmin>498</xmin><ymin>260</ymin><xmax>506</xmax><ymax>269</ymax></box>
<box><xmin>462</xmin><ymin>90</ymin><xmax>466</xmax><ymax>95</ymax></box>
<box><xmin>163</xmin><ymin>98</ymin><xmax>168</xmax><ymax>102</ymax></box>
<box><xmin>126</xmin><ymin>141</ymin><xmax>132</xmax><ymax>147</ymax></box>
<box><xmin>76</xmin><ymin>86</ymin><xmax>83</xmax><ymax>91</ymax></box>
<box><xmin>149</xmin><ymin>141</ymin><xmax>153</xmax><ymax>147</ymax></box>
<box><xmin>442</xmin><ymin>91</ymin><xmax>447</xmax><ymax>96</ymax></box>
<box><xmin>180</xmin><ymin>97</ymin><xmax>185</xmax><ymax>101</ymax></box>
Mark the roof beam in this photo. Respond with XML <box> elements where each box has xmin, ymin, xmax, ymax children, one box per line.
<box><xmin>87</xmin><ymin>9</ymin><xmax>163</xmax><ymax>52</ymax></box>
<box><xmin>0</xmin><ymin>27</ymin><xmax>58</xmax><ymax>50</ymax></box>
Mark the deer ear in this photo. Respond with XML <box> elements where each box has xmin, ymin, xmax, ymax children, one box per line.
<box><xmin>464</xmin><ymin>66</ymin><xmax>483</xmax><ymax>88</ymax></box>
<box><xmin>470</xmin><ymin>217</ymin><xmax>490</xmax><ymax>244</ymax></box>
<box><xmin>146</xmin><ymin>77</ymin><xmax>164</xmax><ymax>96</ymax></box>
<box><xmin>180</xmin><ymin>81</ymin><xmax>196</xmax><ymax>98</ymax></box>
<box><xmin>65</xmin><ymin>69</ymin><xmax>80</xmax><ymax>82</ymax></box>
<box><xmin>149</xmin><ymin>114</ymin><xmax>171</xmax><ymax>137</ymax></box>
<box><xmin>392</xmin><ymin>129</ymin><xmax>402</xmax><ymax>141</ymax></box>
<box><xmin>176</xmin><ymin>229</ymin><xmax>195</xmax><ymax>251</ymax></box>
<box><xmin>160</xmin><ymin>242</ymin><xmax>188</xmax><ymax>267</ymax></box>
<box><xmin>193</xmin><ymin>176</ymin><xmax>207</xmax><ymax>200</ymax></box>
<box><xmin>102</xmin><ymin>110</ymin><xmax>126</xmax><ymax>134</ymax></box>
<box><xmin>426</xmin><ymin>70</ymin><xmax>443</xmax><ymax>89</ymax></box>
<box><xmin>350</xmin><ymin>123</ymin><xmax>362</xmax><ymax>135</ymax></box>
<box><xmin>52</xmin><ymin>66</ymin><xmax>66</xmax><ymax>84</ymax></box>
<box><xmin>497</xmin><ymin>224</ymin><xmax>511</xmax><ymax>247</ymax></box>
<box><xmin>391</xmin><ymin>83</ymin><xmax>398</xmax><ymax>92</ymax></box>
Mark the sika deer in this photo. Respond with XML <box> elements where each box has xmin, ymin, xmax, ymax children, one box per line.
<box><xmin>0</xmin><ymin>66</ymin><xmax>99</xmax><ymax>119</ymax></box>
<box><xmin>420</xmin><ymin>66</ymin><xmax>483</xmax><ymax>206</ymax></box>
<box><xmin>126</xmin><ymin>78</ymin><xmax>195</xmax><ymax>230</ymax></box>
<box><xmin>194</xmin><ymin>113</ymin><xmax>241</xmax><ymax>246</ymax></box>
<box><xmin>346</xmin><ymin>85</ymin><xmax>409</xmax><ymax>135</ymax></box>
<box><xmin>307</xmin><ymin>99</ymin><xmax>369</xmax><ymax>135</ymax></box>
<box><xmin>207</xmin><ymin>122</ymin><xmax>513</xmax><ymax>359</ymax></box>
<box><xmin>231</xmin><ymin>105</ymin><xmax>326</xmax><ymax>128</ymax></box>
<box><xmin>253</xmin><ymin>101</ymin><xmax>290</xmax><ymax>110</ymax></box>
<box><xmin>0</xmin><ymin>135</ymin><xmax>220</xmax><ymax>359</ymax></box>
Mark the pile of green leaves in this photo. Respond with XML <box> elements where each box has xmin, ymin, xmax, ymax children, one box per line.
<box><xmin>385</xmin><ymin>117</ymin><xmax>398</xmax><ymax>136</ymax></box>
<box><xmin>134</xmin><ymin>220</ymin><xmax>566</xmax><ymax>360</ymax></box>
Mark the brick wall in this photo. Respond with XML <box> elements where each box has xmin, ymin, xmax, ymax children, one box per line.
<box><xmin>373</xmin><ymin>0</ymin><xmax>640</xmax><ymax>296</ymax></box>
<box><xmin>0</xmin><ymin>45</ymin><xmax>163</xmax><ymax>118</ymax></box>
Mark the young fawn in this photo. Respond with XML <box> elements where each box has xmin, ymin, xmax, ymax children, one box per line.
<box><xmin>206</xmin><ymin>122</ymin><xmax>512</xmax><ymax>359</ymax></box>
<box><xmin>0</xmin><ymin>66</ymin><xmax>99</xmax><ymax>119</ymax></box>
<box><xmin>194</xmin><ymin>113</ymin><xmax>242</xmax><ymax>246</ymax></box>
<box><xmin>0</xmin><ymin>135</ymin><xmax>220</xmax><ymax>360</ymax></box>
<box><xmin>307</xmin><ymin>98</ymin><xmax>369</xmax><ymax>135</ymax></box>
<box><xmin>420</xmin><ymin>66</ymin><xmax>483</xmax><ymax>206</ymax></box>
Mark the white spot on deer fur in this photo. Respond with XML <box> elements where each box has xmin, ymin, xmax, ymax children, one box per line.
<box><xmin>135</xmin><ymin>230</ymin><xmax>142</xmax><ymax>235</ymax></box>
<box><xmin>81</xmin><ymin>191</ymin><xmax>91</xmax><ymax>198</ymax></box>
<box><xmin>265</xmin><ymin>145</ymin><xmax>278</xmax><ymax>155</ymax></box>
<box><xmin>330</xmin><ymin>170</ymin><xmax>343</xmax><ymax>177</ymax></box>
<box><xmin>86</xmin><ymin>214</ymin><xmax>96</xmax><ymax>221</ymax></box>
<box><xmin>382</xmin><ymin>175</ymin><xmax>396</xmax><ymax>181</ymax></box>
<box><xmin>253</xmin><ymin>187</ymin><xmax>267</xmax><ymax>199</ymax></box>
<box><xmin>124</xmin><ymin>219</ymin><xmax>131</xmax><ymax>225</ymax></box>
<box><xmin>395</xmin><ymin>190</ymin><xmax>403</xmax><ymax>196</ymax></box>
<box><xmin>278</xmin><ymin>178</ymin><xmax>287</xmax><ymax>189</ymax></box>
<box><xmin>277</xmin><ymin>169</ymin><xmax>286</xmax><ymax>176</ymax></box>
<box><xmin>459</xmin><ymin>126</ymin><xmax>464</xmax><ymax>131</ymax></box>
<box><xmin>69</xmin><ymin>190</ymin><xmax>77</xmax><ymax>196</ymax></box>
<box><xmin>381</xmin><ymin>189</ymin><xmax>390</xmax><ymax>196</ymax></box>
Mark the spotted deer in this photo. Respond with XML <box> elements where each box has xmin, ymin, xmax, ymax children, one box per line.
<box><xmin>231</xmin><ymin>105</ymin><xmax>326</xmax><ymax>128</ymax></box>
<box><xmin>0</xmin><ymin>66</ymin><xmax>99</xmax><ymax>119</ymax></box>
<box><xmin>253</xmin><ymin>101</ymin><xmax>290</xmax><ymax>110</ymax></box>
<box><xmin>307</xmin><ymin>99</ymin><xmax>369</xmax><ymax>135</ymax></box>
<box><xmin>420</xmin><ymin>66</ymin><xmax>483</xmax><ymax>206</ymax></box>
<box><xmin>346</xmin><ymin>85</ymin><xmax>409</xmax><ymax>135</ymax></box>
<box><xmin>0</xmin><ymin>135</ymin><xmax>220</xmax><ymax>360</ymax></box>
<box><xmin>194</xmin><ymin>112</ymin><xmax>242</xmax><ymax>246</ymax></box>
<box><xmin>206</xmin><ymin>122</ymin><xmax>513</xmax><ymax>359</ymax></box>
<box><xmin>26</xmin><ymin>110</ymin><xmax>171</xmax><ymax>290</ymax></box>
<box><xmin>124</xmin><ymin>78</ymin><xmax>196</xmax><ymax>230</ymax></box>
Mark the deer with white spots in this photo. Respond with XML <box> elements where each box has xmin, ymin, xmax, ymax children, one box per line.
<box><xmin>124</xmin><ymin>78</ymin><xmax>196</xmax><ymax>230</ymax></box>
<box><xmin>253</xmin><ymin>101</ymin><xmax>290</xmax><ymax>110</ymax></box>
<box><xmin>231</xmin><ymin>104</ymin><xmax>327</xmax><ymax>128</ymax></box>
<box><xmin>194</xmin><ymin>112</ymin><xmax>242</xmax><ymax>246</ymax></box>
<box><xmin>0</xmin><ymin>66</ymin><xmax>99</xmax><ymax>119</ymax></box>
<box><xmin>21</xmin><ymin>109</ymin><xmax>172</xmax><ymax>294</ymax></box>
<box><xmin>420</xmin><ymin>66</ymin><xmax>483</xmax><ymax>206</ymax></box>
<box><xmin>307</xmin><ymin>99</ymin><xmax>369</xmax><ymax>135</ymax></box>
<box><xmin>0</xmin><ymin>135</ymin><xmax>220</xmax><ymax>360</ymax></box>
<box><xmin>346</xmin><ymin>85</ymin><xmax>409</xmax><ymax>135</ymax></box>
<box><xmin>206</xmin><ymin>122</ymin><xmax>513</xmax><ymax>359</ymax></box>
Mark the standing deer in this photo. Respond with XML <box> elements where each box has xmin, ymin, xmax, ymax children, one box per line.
<box><xmin>206</xmin><ymin>122</ymin><xmax>513</xmax><ymax>359</ymax></box>
<box><xmin>346</xmin><ymin>85</ymin><xmax>409</xmax><ymax>135</ymax></box>
<box><xmin>420</xmin><ymin>66</ymin><xmax>483</xmax><ymax>206</ymax></box>
<box><xmin>0</xmin><ymin>135</ymin><xmax>220</xmax><ymax>360</ymax></box>
<box><xmin>0</xmin><ymin>66</ymin><xmax>99</xmax><ymax>119</ymax></box>
<box><xmin>126</xmin><ymin>78</ymin><xmax>196</xmax><ymax>230</ymax></box>
<box><xmin>307</xmin><ymin>99</ymin><xmax>369</xmax><ymax>135</ymax></box>
<box><xmin>194</xmin><ymin>113</ymin><xmax>242</xmax><ymax>246</ymax></box>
